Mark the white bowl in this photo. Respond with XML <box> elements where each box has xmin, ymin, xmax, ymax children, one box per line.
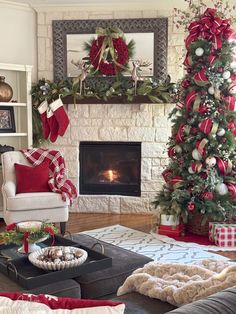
<box><xmin>28</xmin><ymin>246</ymin><xmax>88</xmax><ymax>271</ymax></box>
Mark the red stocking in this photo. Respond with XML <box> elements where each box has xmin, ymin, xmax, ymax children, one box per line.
<box><xmin>38</xmin><ymin>100</ymin><xmax>50</xmax><ymax>139</ymax></box>
<box><xmin>50</xmin><ymin>98</ymin><xmax>69</xmax><ymax>136</ymax></box>
<box><xmin>47</xmin><ymin>108</ymin><xmax>58</xmax><ymax>143</ymax></box>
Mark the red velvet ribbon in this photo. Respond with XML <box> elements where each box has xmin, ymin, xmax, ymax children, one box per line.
<box><xmin>162</xmin><ymin>169</ymin><xmax>173</xmax><ymax>183</ymax></box>
<box><xmin>185</xmin><ymin>90</ymin><xmax>198</xmax><ymax>111</ymax></box>
<box><xmin>185</xmin><ymin>8</ymin><xmax>233</xmax><ymax>50</ymax></box>
<box><xmin>199</xmin><ymin>118</ymin><xmax>213</xmax><ymax>134</ymax></box>
<box><xmin>226</xmin><ymin>183</ymin><xmax>236</xmax><ymax>199</ymax></box>
<box><xmin>6</xmin><ymin>223</ymin><xmax>17</xmax><ymax>231</ymax></box>
<box><xmin>169</xmin><ymin>176</ymin><xmax>183</xmax><ymax>189</ymax></box>
<box><xmin>193</xmin><ymin>68</ymin><xmax>209</xmax><ymax>86</ymax></box>
<box><xmin>176</xmin><ymin>123</ymin><xmax>185</xmax><ymax>143</ymax></box>
<box><xmin>23</xmin><ymin>232</ymin><xmax>29</xmax><ymax>254</ymax></box>
<box><xmin>168</xmin><ymin>147</ymin><xmax>175</xmax><ymax>158</ymax></box>
<box><xmin>224</xmin><ymin>95</ymin><xmax>236</xmax><ymax>111</ymax></box>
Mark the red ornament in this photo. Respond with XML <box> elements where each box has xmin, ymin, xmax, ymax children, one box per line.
<box><xmin>187</xmin><ymin>202</ymin><xmax>195</xmax><ymax>211</ymax></box>
<box><xmin>89</xmin><ymin>36</ymin><xmax>129</xmax><ymax>76</ymax></box>
<box><xmin>201</xmin><ymin>191</ymin><xmax>214</xmax><ymax>200</ymax></box>
<box><xmin>181</xmin><ymin>80</ymin><xmax>191</xmax><ymax>88</ymax></box>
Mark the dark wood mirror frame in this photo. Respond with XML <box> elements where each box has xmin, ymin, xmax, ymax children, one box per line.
<box><xmin>52</xmin><ymin>18</ymin><xmax>168</xmax><ymax>82</ymax></box>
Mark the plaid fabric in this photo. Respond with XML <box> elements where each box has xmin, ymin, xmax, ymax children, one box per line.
<box><xmin>21</xmin><ymin>148</ymin><xmax>77</xmax><ymax>204</ymax></box>
<box><xmin>215</xmin><ymin>226</ymin><xmax>236</xmax><ymax>247</ymax></box>
<box><xmin>209</xmin><ymin>222</ymin><xmax>236</xmax><ymax>242</ymax></box>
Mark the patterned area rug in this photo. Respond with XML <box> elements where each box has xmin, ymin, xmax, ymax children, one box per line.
<box><xmin>81</xmin><ymin>225</ymin><xmax>228</xmax><ymax>264</ymax></box>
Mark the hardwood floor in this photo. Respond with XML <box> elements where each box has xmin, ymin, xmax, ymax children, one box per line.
<box><xmin>0</xmin><ymin>213</ymin><xmax>236</xmax><ymax>258</ymax></box>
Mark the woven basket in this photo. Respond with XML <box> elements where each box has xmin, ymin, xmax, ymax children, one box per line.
<box><xmin>187</xmin><ymin>211</ymin><xmax>211</xmax><ymax>235</ymax></box>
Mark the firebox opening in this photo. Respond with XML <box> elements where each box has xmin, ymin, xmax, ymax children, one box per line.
<box><xmin>79</xmin><ymin>142</ymin><xmax>141</xmax><ymax>196</ymax></box>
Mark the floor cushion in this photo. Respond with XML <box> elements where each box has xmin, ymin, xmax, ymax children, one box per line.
<box><xmin>71</xmin><ymin>234</ymin><xmax>153</xmax><ymax>299</ymax></box>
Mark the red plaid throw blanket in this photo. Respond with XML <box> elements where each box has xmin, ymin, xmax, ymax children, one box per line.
<box><xmin>21</xmin><ymin>148</ymin><xmax>77</xmax><ymax>203</ymax></box>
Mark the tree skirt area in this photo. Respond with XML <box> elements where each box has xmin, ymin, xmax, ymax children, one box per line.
<box><xmin>81</xmin><ymin>225</ymin><xmax>229</xmax><ymax>264</ymax></box>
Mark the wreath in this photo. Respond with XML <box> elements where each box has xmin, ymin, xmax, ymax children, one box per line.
<box><xmin>84</xmin><ymin>27</ymin><xmax>135</xmax><ymax>76</ymax></box>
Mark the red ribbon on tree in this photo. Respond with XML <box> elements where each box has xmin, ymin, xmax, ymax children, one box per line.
<box><xmin>196</xmin><ymin>139</ymin><xmax>208</xmax><ymax>158</ymax></box>
<box><xmin>162</xmin><ymin>169</ymin><xmax>173</xmax><ymax>183</ymax></box>
<box><xmin>169</xmin><ymin>176</ymin><xmax>183</xmax><ymax>189</ymax></box>
<box><xmin>183</xmin><ymin>53</ymin><xmax>193</xmax><ymax>67</ymax></box>
<box><xmin>216</xmin><ymin>157</ymin><xmax>232</xmax><ymax>175</ymax></box>
<box><xmin>208</xmin><ymin>54</ymin><xmax>217</xmax><ymax>65</ymax></box>
<box><xmin>185</xmin><ymin>8</ymin><xmax>233</xmax><ymax>50</ymax></box>
<box><xmin>6</xmin><ymin>223</ymin><xmax>17</xmax><ymax>231</ymax></box>
<box><xmin>226</xmin><ymin>183</ymin><xmax>236</xmax><ymax>199</ymax></box>
<box><xmin>176</xmin><ymin>123</ymin><xmax>185</xmax><ymax>143</ymax></box>
<box><xmin>185</xmin><ymin>90</ymin><xmax>199</xmax><ymax>111</ymax></box>
<box><xmin>199</xmin><ymin>118</ymin><xmax>213</xmax><ymax>134</ymax></box>
<box><xmin>224</xmin><ymin>95</ymin><xmax>236</xmax><ymax>111</ymax></box>
<box><xmin>168</xmin><ymin>147</ymin><xmax>176</xmax><ymax>158</ymax></box>
<box><xmin>193</xmin><ymin>68</ymin><xmax>209</xmax><ymax>86</ymax></box>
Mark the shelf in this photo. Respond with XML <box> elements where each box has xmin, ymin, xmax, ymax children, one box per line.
<box><xmin>0</xmin><ymin>102</ymin><xmax>26</xmax><ymax>107</ymax></box>
<box><xmin>0</xmin><ymin>133</ymin><xmax>27</xmax><ymax>137</ymax></box>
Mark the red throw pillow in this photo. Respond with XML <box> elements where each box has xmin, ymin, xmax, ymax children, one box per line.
<box><xmin>0</xmin><ymin>293</ymin><xmax>125</xmax><ymax>313</ymax></box>
<box><xmin>15</xmin><ymin>161</ymin><xmax>51</xmax><ymax>193</ymax></box>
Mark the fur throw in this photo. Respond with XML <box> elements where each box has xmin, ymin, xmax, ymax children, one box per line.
<box><xmin>117</xmin><ymin>259</ymin><xmax>236</xmax><ymax>306</ymax></box>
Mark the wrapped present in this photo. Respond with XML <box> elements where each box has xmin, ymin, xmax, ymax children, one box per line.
<box><xmin>160</xmin><ymin>214</ymin><xmax>179</xmax><ymax>226</ymax></box>
<box><xmin>209</xmin><ymin>222</ymin><xmax>236</xmax><ymax>242</ymax></box>
<box><xmin>214</xmin><ymin>226</ymin><xmax>236</xmax><ymax>247</ymax></box>
<box><xmin>157</xmin><ymin>224</ymin><xmax>185</xmax><ymax>236</ymax></box>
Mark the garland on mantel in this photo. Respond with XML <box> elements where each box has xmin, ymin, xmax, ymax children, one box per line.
<box><xmin>31</xmin><ymin>76</ymin><xmax>177</xmax><ymax>146</ymax></box>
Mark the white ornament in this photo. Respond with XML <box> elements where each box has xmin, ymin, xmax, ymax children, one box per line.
<box><xmin>174</xmin><ymin>145</ymin><xmax>182</xmax><ymax>153</ymax></box>
<box><xmin>208</xmin><ymin>86</ymin><xmax>215</xmax><ymax>95</ymax></box>
<box><xmin>231</xmin><ymin>61</ymin><xmax>236</xmax><ymax>69</ymax></box>
<box><xmin>188</xmin><ymin>166</ymin><xmax>195</xmax><ymax>174</ymax></box>
<box><xmin>192</xmin><ymin>148</ymin><xmax>202</xmax><ymax>161</ymax></box>
<box><xmin>229</xmin><ymin>84</ymin><xmax>236</xmax><ymax>95</ymax></box>
<box><xmin>217</xmin><ymin>128</ymin><xmax>226</xmax><ymax>136</ymax></box>
<box><xmin>222</xmin><ymin>70</ymin><xmax>231</xmax><ymax>80</ymax></box>
<box><xmin>195</xmin><ymin>47</ymin><xmax>204</xmax><ymax>57</ymax></box>
<box><xmin>205</xmin><ymin>156</ymin><xmax>216</xmax><ymax>167</ymax></box>
<box><xmin>215</xmin><ymin>183</ymin><xmax>228</xmax><ymax>195</ymax></box>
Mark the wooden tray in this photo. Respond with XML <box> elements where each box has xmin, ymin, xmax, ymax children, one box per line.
<box><xmin>0</xmin><ymin>235</ymin><xmax>112</xmax><ymax>290</ymax></box>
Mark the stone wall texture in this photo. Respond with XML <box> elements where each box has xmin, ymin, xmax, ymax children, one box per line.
<box><xmin>37</xmin><ymin>8</ymin><xmax>186</xmax><ymax>214</ymax></box>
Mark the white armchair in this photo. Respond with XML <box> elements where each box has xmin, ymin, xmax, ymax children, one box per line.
<box><xmin>1</xmin><ymin>151</ymin><xmax>69</xmax><ymax>234</ymax></box>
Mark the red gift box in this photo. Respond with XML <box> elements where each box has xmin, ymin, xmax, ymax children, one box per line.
<box><xmin>209</xmin><ymin>222</ymin><xmax>236</xmax><ymax>242</ymax></box>
<box><xmin>215</xmin><ymin>226</ymin><xmax>236</xmax><ymax>247</ymax></box>
<box><xmin>157</xmin><ymin>224</ymin><xmax>185</xmax><ymax>236</ymax></box>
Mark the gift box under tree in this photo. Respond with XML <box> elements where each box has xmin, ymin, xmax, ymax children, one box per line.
<box><xmin>214</xmin><ymin>226</ymin><xmax>236</xmax><ymax>247</ymax></box>
<box><xmin>209</xmin><ymin>222</ymin><xmax>236</xmax><ymax>242</ymax></box>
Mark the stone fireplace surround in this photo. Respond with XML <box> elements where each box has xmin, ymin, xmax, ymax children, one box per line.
<box><xmin>37</xmin><ymin>7</ymin><xmax>183</xmax><ymax>214</ymax></box>
<box><xmin>52</xmin><ymin>102</ymin><xmax>173</xmax><ymax>214</ymax></box>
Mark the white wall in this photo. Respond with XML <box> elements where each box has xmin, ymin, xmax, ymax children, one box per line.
<box><xmin>0</xmin><ymin>1</ymin><xmax>37</xmax><ymax>80</ymax></box>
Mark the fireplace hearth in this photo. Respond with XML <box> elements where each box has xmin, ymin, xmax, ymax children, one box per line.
<box><xmin>79</xmin><ymin>142</ymin><xmax>141</xmax><ymax>196</ymax></box>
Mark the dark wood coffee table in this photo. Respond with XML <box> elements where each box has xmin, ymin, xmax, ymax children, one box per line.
<box><xmin>0</xmin><ymin>235</ymin><xmax>112</xmax><ymax>290</ymax></box>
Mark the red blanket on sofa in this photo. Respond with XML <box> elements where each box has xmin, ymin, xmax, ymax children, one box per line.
<box><xmin>21</xmin><ymin>148</ymin><xmax>77</xmax><ymax>203</ymax></box>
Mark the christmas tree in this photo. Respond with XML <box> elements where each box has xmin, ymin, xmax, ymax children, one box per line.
<box><xmin>153</xmin><ymin>7</ymin><xmax>236</xmax><ymax>226</ymax></box>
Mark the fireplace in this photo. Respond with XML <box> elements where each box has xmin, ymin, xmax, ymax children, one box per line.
<box><xmin>79</xmin><ymin>142</ymin><xmax>141</xmax><ymax>196</ymax></box>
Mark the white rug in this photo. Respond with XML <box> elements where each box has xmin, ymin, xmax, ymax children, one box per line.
<box><xmin>81</xmin><ymin>225</ymin><xmax>229</xmax><ymax>264</ymax></box>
